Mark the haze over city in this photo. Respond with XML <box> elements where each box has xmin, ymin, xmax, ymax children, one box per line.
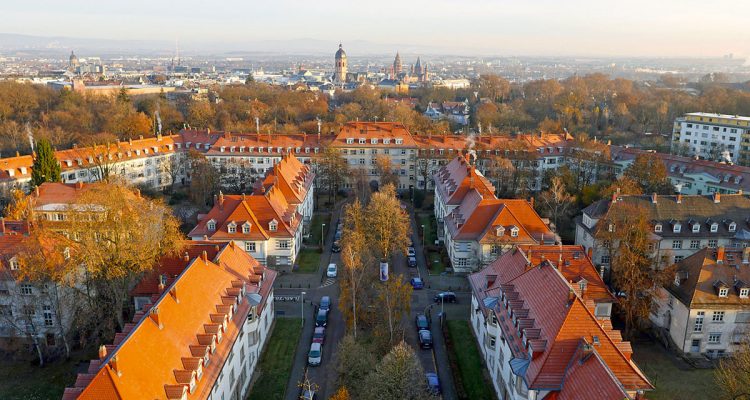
<box><xmin>2</xmin><ymin>0</ymin><xmax>749</xmax><ymax>57</ymax></box>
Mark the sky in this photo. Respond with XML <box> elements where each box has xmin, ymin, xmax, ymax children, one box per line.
<box><xmin>1</xmin><ymin>0</ymin><xmax>749</xmax><ymax>57</ymax></box>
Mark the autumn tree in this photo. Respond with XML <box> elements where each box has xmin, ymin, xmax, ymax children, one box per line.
<box><xmin>375</xmin><ymin>274</ymin><xmax>413</xmax><ymax>344</ymax></box>
<box><xmin>374</xmin><ymin>154</ymin><xmax>400</xmax><ymax>189</ymax></box>
<box><xmin>715</xmin><ymin>341</ymin><xmax>750</xmax><ymax>399</ymax></box>
<box><xmin>31</xmin><ymin>138</ymin><xmax>61</xmax><ymax>187</ymax></box>
<box><xmin>318</xmin><ymin>146</ymin><xmax>349</xmax><ymax>206</ymax></box>
<box><xmin>338</xmin><ymin>201</ymin><xmax>373</xmax><ymax>336</ymax></box>
<box><xmin>336</xmin><ymin>334</ymin><xmax>377</xmax><ymax>398</ymax></box>
<box><xmin>361</xmin><ymin>341</ymin><xmax>429</xmax><ymax>400</ymax></box>
<box><xmin>538</xmin><ymin>176</ymin><xmax>574</xmax><ymax>231</ymax></box>
<box><xmin>596</xmin><ymin>204</ymin><xmax>674</xmax><ymax>338</ymax></box>
<box><xmin>4</xmin><ymin>188</ymin><xmax>32</xmax><ymax>219</ymax></box>
<box><xmin>365</xmin><ymin>184</ymin><xmax>410</xmax><ymax>261</ymax></box>
<box><xmin>329</xmin><ymin>387</ymin><xmax>351</xmax><ymax>400</ymax></box>
<box><xmin>623</xmin><ymin>153</ymin><xmax>673</xmax><ymax>194</ymax></box>
<box><xmin>187</xmin><ymin>150</ymin><xmax>219</xmax><ymax>207</ymax></box>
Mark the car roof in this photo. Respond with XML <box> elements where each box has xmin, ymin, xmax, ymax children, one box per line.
<box><xmin>310</xmin><ymin>342</ymin><xmax>321</xmax><ymax>350</ymax></box>
<box><xmin>412</xmin><ymin>277</ymin><xmax>422</xmax><ymax>281</ymax></box>
<box><xmin>328</xmin><ymin>264</ymin><xmax>336</xmax><ymax>268</ymax></box>
<box><xmin>321</xmin><ymin>296</ymin><xmax>330</xmax><ymax>301</ymax></box>
<box><xmin>420</xmin><ymin>330</ymin><xmax>432</xmax><ymax>337</ymax></box>
<box><xmin>317</xmin><ymin>309</ymin><xmax>327</xmax><ymax>316</ymax></box>
<box><xmin>314</xmin><ymin>326</ymin><xmax>325</xmax><ymax>332</ymax></box>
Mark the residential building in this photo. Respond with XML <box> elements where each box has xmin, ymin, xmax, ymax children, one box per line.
<box><xmin>255</xmin><ymin>154</ymin><xmax>315</xmax><ymax>223</ymax></box>
<box><xmin>188</xmin><ymin>186</ymin><xmax>303</xmax><ymax>268</ymax></box>
<box><xmin>575</xmin><ymin>193</ymin><xmax>750</xmax><ymax>278</ymax></box>
<box><xmin>63</xmin><ymin>241</ymin><xmax>277</xmax><ymax>400</ymax></box>
<box><xmin>651</xmin><ymin>247</ymin><xmax>750</xmax><ymax>358</ymax></box>
<box><xmin>671</xmin><ymin>112</ymin><xmax>750</xmax><ymax>165</ymax></box>
<box><xmin>469</xmin><ymin>246</ymin><xmax>652</xmax><ymax>400</ymax></box>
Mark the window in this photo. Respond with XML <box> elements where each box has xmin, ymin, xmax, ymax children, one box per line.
<box><xmin>207</xmin><ymin>221</ymin><xmax>216</xmax><ymax>231</ymax></box>
<box><xmin>694</xmin><ymin>311</ymin><xmax>705</xmax><ymax>332</ymax></box>
<box><xmin>277</xmin><ymin>240</ymin><xmax>290</xmax><ymax>249</ymax></box>
<box><xmin>227</xmin><ymin>224</ymin><xmax>236</xmax><ymax>234</ymax></box>
<box><xmin>601</xmin><ymin>255</ymin><xmax>611</xmax><ymax>264</ymax></box>
<box><xmin>692</xmin><ymin>224</ymin><xmax>700</xmax><ymax>233</ymax></box>
<box><xmin>708</xmin><ymin>333</ymin><xmax>721</xmax><ymax>344</ymax></box>
<box><xmin>456</xmin><ymin>258</ymin><xmax>468</xmax><ymax>268</ymax></box>
<box><xmin>43</xmin><ymin>305</ymin><xmax>53</xmax><ymax>326</ymax></box>
<box><xmin>708</xmin><ymin>239</ymin><xmax>718</xmax><ymax>248</ymax></box>
<box><xmin>741</xmin><ymin>288</ymin><xmax>750</xmax><ymax>298</ymax></box>
<box><xmin>245</xmin><ymin>242</ymin><xmax>256</xmax><ymax>252</ymax></box>
<box><xmin>673</xmin><ymin>223</ymin><xmax>681</xmax><ymax>233</ymax></box>
<box><xmin>729</xmin><ymin>223</ymin><xmax>737</xmax><ymax>232</ymax></box>
<box><xmin>488</xmin><ymin>335</ymin><xmax>496</xmax><ymax>349</ymax></box>
<box><xmin>510</xmin><ymin>227</ymin><xmax>519</xmax><ymax>237</ymax></box>
<box><xmin>9</xmin><ymin>258</ymin><xmax>18</xmax><ymax>271</ymax></box>
<box><xmin>713</xmin><ymin>311</ymin><xmax>725</xmax><ymax>322</ymax></box>
<box><xmin>269</xmin><ymin>221</ymin><xmax>277</xmax><ymax>231</ymax></box>
<box><xmin>20</xmin><ymin>284</ymin><xmax>33</xmax><ymax>295</ymax></box>
<box><xmin>672</xmin><ymin>240</ymin><xmax>683</xmax><ymax>250</ymax></box>
<box><xmin>242</xmin><ymin>223</ymin><xmax>251</xmax><ymax>234</ymax></box>
<box><xmin>690</xmin><ymin>240</ymin><xmax>701</xmax><ymax>249</ymax></box>
<box><xmin>654</xmin><ymin>224</ymin><xmax>663</xmax><ymax>233</ymax></box>
<box><xmin>719</xmin><ymin>288</ymin><xmax>729</xmax><ymax>298</ymax></box>
<box><xmin>674</xmin><ymin>255</ymin><xmax>684</xmax><ymax>263</ymax></box>
<box><xmin>711</xmin><ymin>223</ymin><xmax>719</xmax><ymax>233</ymax></box>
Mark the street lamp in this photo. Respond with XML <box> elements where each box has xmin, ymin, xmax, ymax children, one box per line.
<box><xmin>301</xmin><ymin>291</ymin><xmax>306</xmax><ymax>328</ymax></box>
<box><xmin>421</xmin><ymin>224</ymin><xmax>425</xmax><ymax>247</ymax></box>
<box><xmin>321</xmin><ymin>223</ymin><xmax>326</xmax><ymax>249</ymax></box>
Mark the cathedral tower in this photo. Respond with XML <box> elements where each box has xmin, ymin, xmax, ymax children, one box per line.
<box><xmin>334</xmin><ymin>44</ymin><xmax>348</xmax><ymax>84</ymax></box>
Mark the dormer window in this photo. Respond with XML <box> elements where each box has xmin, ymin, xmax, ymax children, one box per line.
<box><xmin>719</xmin><ymin>287</ymin><xmax>729</xmax><ymax>297</ymax></box>
<box><xmin>729</xmin><ymin>222</ymin><xmax>737</xmax><ymax>232</ymax></box>
<box><xmin>383</xmin><ymin>138</ymin><xmax>391</xmax><ymax>144</ymax></box>
<box><xmin>711</xmin><ymin>223</ymin><xmax>719</xmax><ymax>233</ymax></box>
<box><xmin>740</xmin><ymin>288</ymin><xmax>749</xmax><ymax>298</ymax></box>
<box><xmin>673</xmin><ymin>223</ymin><xmax>681</xmax><ymax>233</ymax></box>
<box><xmin>654</xmin><ymin>224</ymin><xmax>663</xmax><ymax>233</ymax></box>
<box><xmin>674</xmin><ymin>275</ymin><xmax>681</xmax><ymax>286</ymax></box>
<box><xmin>496</xmin><ymin>226</ymin><xmax>505</xmax><ymax>237</ymax></box>
<box><xmin>395</xmin><ymin>138</ymin><xmax>403</xmax><ymax>144</ymax></box>
<box><xmin>346</xmin><ymin>138</ymin><xmax>354</xmax><ymax>144</ymax></box>
<box><xmin>608</xmin><ymin>223</ymin><xmax>615</xmax><ymax>232</ymax></box>
<box><xmin>692</xmin><ymin>223</ymin><xmax>700</xmax><ymax>233</ymax></box>
<box><xmin>359</xmin><ymin>138</ymin><xmax>366</xmax><ymax>144</ymax></box>
<box><xmin>510</xmin><ymin>227</ymin><xmax>519</xmax><ymax>238</ymax></box>
<box><xmin>227</xmin><ymin>222</ymin><xmax>237</xmax><ymax>234</ymax></box>
<box><xmin>9</xmin><ymin>258</ymin><xmax>19</xmax><ymax>271</ymax></box>
<box><xmin>207</xmin><ymin>220</ymin><xmax>216</xmax><ymax>231</ymax></box>
<box><xmin>269</xmin><ymin>220</ymin><xmax>278</xmax><ymax>232</ymax></box>
<box><xmin>242</xmin><ymin>222</ymin><xmax>251</xmax><ymax>234</ymax></box>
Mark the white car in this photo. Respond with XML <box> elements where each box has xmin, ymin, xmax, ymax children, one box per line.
<box><xmin>308</xmin><ymin>342</ymin><xmax>322</xmax><ymax>366</ymax></box>
<box><xmin>327</xmin><ymin>263</ymin><xmax>337</xmax><ymax>278</ymax></box>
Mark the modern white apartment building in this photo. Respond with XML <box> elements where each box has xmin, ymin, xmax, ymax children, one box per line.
<box><xmin>672</xmin><ymin>112</ymin><xmax>750</xmax><ymax>165</ymax></box>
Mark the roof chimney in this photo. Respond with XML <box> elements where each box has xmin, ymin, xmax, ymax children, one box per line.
<box><xmin>1</xmin><ymin>218</ymin><xmax>5</xmax><ymax>235</ymax></box>
<box><xmin>611</xmin><ymin>191</ymin><xmax>617</xmax><ymax>204</ymax></box>
<box><xmin>183</xmin><ymin>252</ymin><xmax>189</xmax><ymax>261</ymax></box>
<box><xmin>567</xmin><ymin>288</ymin><xmax>576</xmax><ymax>306</ymax></box>
<box><xmin>98</xmin><ymin>344</ymin><xmax>107</xmax><ymax>360</ymax></box>
<box><xmin>201</xmin><ymin>251</ymin><xmax>208</xmax><ymax>263</ymax></box>
<box><xmin>714</xmin><ymin>192</ymin><xmax>721</xmax><ymax>203</ymax></box>
<box><xmin>676</xmin><ymin>193</ymin><xmax>682</xmax><ymax>204</ymax></box>
<box><xmin>717</xmin><ymin>246</ymin><xmax>726</xmax><ymax>264</ymax></box>
<box><xmin>34</xmin><ymin>186</ymin><xmax>40</xmax><ymax>197</ymax></box>
<box><xmin>218</xmin><ymin>191</ymin><xmax>225</xmax><ymax>208</ymax></box>
<box><xmin>651</xmin><ymin>193</ymin><xmax>658</xmax><ymax>204</ymax></box>
<box><xmin>149</xmin><ymin>307</ymin><xmax>163</xmax><ymax>329</ymax></box>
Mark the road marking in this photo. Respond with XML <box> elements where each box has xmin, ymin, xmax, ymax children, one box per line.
<box><xmin>319</xmin><ymin>278</ymin><xmax>336</xmax><ymax>288</ymax></box>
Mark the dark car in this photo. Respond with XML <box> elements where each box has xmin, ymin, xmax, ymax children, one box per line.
<box><xmin>331</xmin><ymin>241</ymin><xmax>341</xmax><ymax>253</ymax></box>
<box><xmin>426</xmin><ymin>373</ymin><xmax>441</xmax><ymax>394</ymax></box>
<box><xmin>418</xmin><ymin>329</ymin><xmax>433</xmax><ymax>349</ymax></box>
<box><xmin>315</xmin><ymin>309</ymin><xmax>328</xmax><ymax>327</ymax></box>
<box><xmin>312</xmin><ymin>326</ymin><xmax>325</xmax><ymax>344</ymax></box>
<box><xmin>410</xmin><ymin>277</ymin><xmax>424</xmax><ymax>289</ymax></box>
<box><xmin>434</xmin><ymin>291</ymin><xmax>457</xmax><ymax>303</ymax></box>
<box><xmin>334</xmin><ymin>230</ymin><xmax>342</xmax><ymax>241</ymax></box>
<box><xmin>415</xmin><ymin>314</ymin><xmax>429</xmax><ymax>331</ymax></box>
<box><xmin>320</xmin><ymin>296</ymin><xmax>331</xmax><ymax>311</ymax></box>
<box><xmin>408</xmin><ymin>256</ymin><xmax>417</xmax><ymax>268</ymax></box>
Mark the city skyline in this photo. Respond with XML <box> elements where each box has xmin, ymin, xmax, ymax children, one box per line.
<box><xmin>1</xmin><ymin>0</ymin><xmax>748</xmax><ymax>58</ymax></box>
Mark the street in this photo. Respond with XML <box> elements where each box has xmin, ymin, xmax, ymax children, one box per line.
<box><xmin>269</xmin><ymin>200</ymin><xmax>471</xmax><ymax>400</ymax></box>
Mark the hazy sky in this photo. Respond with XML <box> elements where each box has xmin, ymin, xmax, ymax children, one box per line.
<box><xmin>2</xmin><ymin>0</ymin><xmax>748</xmax><ymax>57</ymax></box>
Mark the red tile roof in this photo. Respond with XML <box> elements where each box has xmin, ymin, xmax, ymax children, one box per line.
<box><xmin>434</xmin><ymin>155</ymin><xmax>495</xmax><ymax>206</ymax></box>
<box><xmin>258</xmin><ymin>153</ymin><xmax>314</xmax><ymax>206</ymax></box>
<box><xmin>67</xmin><ymin>241</ymin><xmax>277</xmax><ymax>400</ymax></box>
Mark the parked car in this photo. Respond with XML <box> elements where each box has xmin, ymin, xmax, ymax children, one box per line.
<box><xmin>327</xmin><ymin>263</ymin><xmax>338</xmax><ymax>278</ymax></box>
<box><xmin>408</xmin><ymin>237</ymin><xmax>414</xmax><ymax>247</ymax></box>
<box><xmin>407</xmin><ymin>247</ymin><xmax>416</xmax><ymax>257</ymax></box>
<box><xmin>426</xmin><ymin>373</ymin><xmax>441</xmax><ymax>394</ymax></box>
<box><xmin>331</xmin><ymin>241</ymin><xmax>341</xmax><ymax>253</ymax></box>
<box><xmin>334</xmin><ymin>230</ymin><xmax>342</xmax><ymax>241</ymax></box>
<box><xmin>308</xmin><ymin>342</ymin><xmax>322</xmax><ymax>366</ymax></box>
<box><xmin>410</xmin><ymin>277</ymin><xmax>424</xmax><ymax>289</ymax></box>
<box><xmin>433</xmin><ymin>291</ymin><xmax>457</xmax><ymax>303</ymax></box>
<box><xmin>320</xmin><ymin>296</ymin><xmax>331</xmax><ymax>311</ymax></box>
<box><xmin>312</xmin><ymin>326</ymin><xmax>326</xmax><ymax>344</ymax></box>
<box><xmin>415</xmin><ymin>314</ymin><xmax>429</xmax><ymax>331</ymax></box>
<box><xmin>418</xmin><ymin>329</ymin><xmax>433</xmax><ymax>349</ymax></box>
<box><xmin>315</xmin><ymin>309</ymin><xmax>328</xmax><ymax>327</ymax></box>
<box><xmin>408</xmin><ymin>256</ymin><xmax>417</xmax><ymax>268</ymax></box>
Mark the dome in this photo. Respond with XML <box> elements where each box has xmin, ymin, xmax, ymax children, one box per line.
<box><xmin>335</xmin><ymin>44</ymin><xmax>346</xmax><ymax>59</ymax></box>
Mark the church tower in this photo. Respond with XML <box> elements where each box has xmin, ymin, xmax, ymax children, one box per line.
<box><xmin>393</xmin><ymin>52</ymin><xmax>403</xmax><ymax>78</ymax></box>
<box><xmin>334</xmin><ymin>44</ymin><xmax>348</xmax><ymax>84</ymax></box>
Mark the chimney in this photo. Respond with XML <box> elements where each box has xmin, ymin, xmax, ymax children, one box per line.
<box><xmin>743</xmin><ymin>247</ymin><xmax>750</xmax><ymax>264</ymax></box>
<box><xmin>714</xmin><ymin>192</ymin><xmax>721</xmax><ymax>203</ymax></box>
<box><xmin>202</xmin><ymin>235</ymin><xmax>208</xmax><ymax>241</ymax></box>
<box><xmin>218</xmin><ymin>191</ymin><xmax>225</xmax><ymax>208</ymax></box>
<box><xmin>201</xmin><ymin>251</ymin><xmax>208</xmax><ymax>262</ymax></box>
<box><xmin>568</xmin><ymin>288</ymin><xmax>576</xmax><ymax>305</ymax></box>
<box><xmin>587</xmin><ymin>247</ymin><xmax>593</xmax><ymax>259</ymax></box>
<box><xmin>34</xmin><ymin>186</ymin><xmax>40</xmax><ymax>197</ymax></box>
<box><xmin>229</xmin><ymin>240</ymin><xmax>235</xmax><ymax>249</ymax></box>
<box><xmin>599</xmin><ymin>265</ymin><xmax>605</xmax><ymax>279</ymax></box>
<box><xmin>611</xmin><ymin>191</ymin><xmax>617</xmax><ymax>204</ymax></box>
<box><xmin>183</xmin><ymin>252</ymin><xmax>190</xmax><ymax>262</ymax></box>
<box><xmin>717</xmin><ymin>246</ymin><xmax>726</xmax><ymax>264</ymax></box>
<box><xmin>158</xmin><ymin>282</ymin><xmax>165</xmax><ymax>292</ymax></box>
<box><xmin>739</xmin><ymin>189</ymin><xmax>744</xmax><ymax>195</ymax></box>
<box><xmin>468</xmin><ymin>166</ymin><xmax>475</xmax><ymax>189</ymax></box>
<box><xmin>214</xmin><ymin>244</ymin><xmax>220</xmax><ymax>252</ymax></box>
<box><xmin>149</xmin><ymin>307</ymin><xmax>163</xmax><ymax>329</ymax></box>
<box><xmin>98</xmin><ymin>344</ymin><xmax>107</xmax><ymax>360</ymax></box>
<box><xmin>0</xmin><ymin>218</ymin><xmax>5</xmax><ymax>235</ymax></box>
<box><xmin>676</xmin><ymin>193</ymin><xmax>682</xmax><ymax>204</ymax></box>
<box><xmin>75</xmin><ymin>181</ymin><xmax>84</xmax><ymax>190</ymax></box>
<box><xmin>109</xmin><ymin>355</ymin><xmax>122</xmax><ymax>377</ymax></box>
<box><xmin>651</xmin><ymin>193</ymin><xmax>657</xmax><ymax>204</ymax></box>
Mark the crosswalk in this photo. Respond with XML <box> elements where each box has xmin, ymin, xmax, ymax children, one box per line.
<box><xmin>319</xmin><ymin>278</ymin><xmax>336</xmax><ymax>288</ymax></box>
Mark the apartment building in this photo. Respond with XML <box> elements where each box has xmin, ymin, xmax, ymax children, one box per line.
<box><xmin>188</xmin><ymin>187</ymin><xmax>303</xmax><ymax>268</ymax></box>
<box><xmin>575</xmin><ymin>193</ymin><xmax>750</xmax><ymax>278</ymax></box>
<box><xmin>468</xmin><ymin>246</ymin><xmax>651</xmax><ymax>400</ymax></box>
<box><xmin>651</xmin><ymin>247</ymin><xmax>750</xmax><ymax>358</ymax></box>
<box><xmin>255</xmin><ymin>154</ymin><xmax>315</xmax><ymax>223</ymax></box>
<box><xmin>672</xmin><ymin>112</ymin><xmax>750</xmax><ymax>165</ymax></box>
<box><xmin>610</xmin><ymin>145</ymin><xmax>750</xmax><ymax>195</ymax></box>
<box><xmin>63</xmin><ymin>241</ymin><xmax>277</xmax><ymax>400</ymax></box>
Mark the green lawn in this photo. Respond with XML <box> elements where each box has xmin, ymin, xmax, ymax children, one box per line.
<box><xmin>247</xmin><ymin>318</ymin><xmax>303</xmax><ymax>400</ymax></box>
<box><xmin>445</xmin><ymin>320</ymin><xmax>495</xmax><ymax>400</ymax></box>
<box><xmin>632</xmin><ymin>342</ymin><xmax>718</xmax><ymax>400</ymax></box>
<box><xmin>307</xmin><ymin>213</ymin><xmax>330</xmax><ymax>248</ymax></box>
<box><xmin>418</xmin><ymin>213</ymin><xmax>438</xmax><ymax>246</ymax></box>
<box><xmin>426</xmin><ymin>249</ymin><xmax>446</xmax><ymax>275</ymax></box>
<box><xmin>0</xmin><ymin>355</ymin><xmax>87</xmax><ymax>399</ymax></box>
<box><xmin>296</xmin><ymin>248</ymin><xmax>321</xmax><ymax>273</ymax></box>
